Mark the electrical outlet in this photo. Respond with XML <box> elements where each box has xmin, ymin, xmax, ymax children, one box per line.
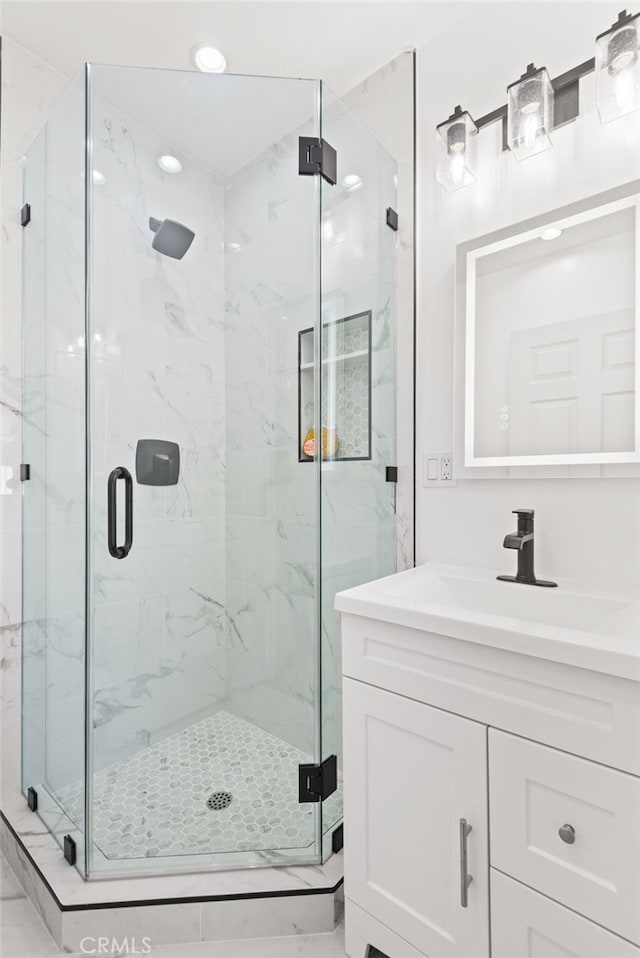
<box><xmin>423</xmin><ymin>452</ymin><xmax>457</xmax><ymax>487</ymax></box>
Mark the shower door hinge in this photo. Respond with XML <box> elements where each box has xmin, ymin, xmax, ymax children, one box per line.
<box><xmin>27</xmin><ymin>787</ymin><xmax>38</xmax><ymax>812</ymax></box>
<box><xmin>21</xmin><ymin>203</ymin><xmax>31</xmax><ymax>227</ymax></box>
<box><xmin>385</xmin><ymin>466</ymin><xmax>398</xmax><ymax>483</ymax></box>
<box><xmin>298</xmin><ymin>137</ymin><xmax>337</xmax><ymax>186</ymax></box>
<box><xmin>332</xmin><ymin>823</ymin><xmax>344</xmax><ymax>853</ymax></box>
<box><xmin>20</xmin><ymin>464</ymin><xmax>31</xmax><ymax>481</ymax></box>
<box><xmin>298</xmin><ymin>754</ymin><xmax>337</xmax><ymax>803</ymax></box>
<box><xmin>63</xmin><ymin>835</ymin><xmax>77</xmax><ymax>866</ymax></box>
<box><xmin>386</xmin><ymin>207</ymin><xmax>399</xmax><ymax>231</ymax></box>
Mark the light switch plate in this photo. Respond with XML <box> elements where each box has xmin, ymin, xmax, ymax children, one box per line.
<box><xmin>423</xmin><ymin>452</ymin><xmax>458</xmax><ymax>487</ymax></box>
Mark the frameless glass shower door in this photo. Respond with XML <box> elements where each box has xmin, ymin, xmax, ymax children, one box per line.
<box><xmin>83</xmin><ymin>65</ymin><xmax>323</xmax><ymax>874</ymax></box>
<box><xmin>21</xmin><ymin>61</ymin><xmax>398</xmax><ymax>878</ymax></box>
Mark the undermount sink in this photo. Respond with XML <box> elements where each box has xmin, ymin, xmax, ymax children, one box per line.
<box><xmin>335</xmin><ymin>562</ymin><xmax>640</xmax><ymax>679</ymax></box>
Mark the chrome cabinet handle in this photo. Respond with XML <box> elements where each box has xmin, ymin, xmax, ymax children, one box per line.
<box><xmin>559</xmin><ymin>824</ymin><xmax>576</xmax><ymax>844</ymax></box>
<box><xmin>459</xmin><ymin>818</ymin><xmax>473</xmax><ymax>908</ymax></box>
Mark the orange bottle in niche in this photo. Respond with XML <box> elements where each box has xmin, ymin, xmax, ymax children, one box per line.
<box><xmin>303</xmin><ymin>427</ymin><xmax>339</xmax><ymax>460</ymax></box>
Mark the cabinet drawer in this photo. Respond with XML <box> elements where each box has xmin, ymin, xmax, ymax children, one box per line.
<box><xmin>491</xmin><ymin>870</ymin><xmax>640</xmax><ymax>958</ymax></box>
<box><xmin>341</xmin><ymin>613</ymin><xmax>640</xmax><ymax>774</ymax></box>
<box><xmin>489</xmin><ymin>730</ymin><xmax>640</xmax><ymax>944</ymax></box>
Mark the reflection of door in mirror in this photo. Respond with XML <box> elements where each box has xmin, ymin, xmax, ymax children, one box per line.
<box><xmin>471</xmin><ymin>195</ymin><xmax>638</xmax><ymax>465</ymax></box>
<box><xmin>508</xmin><ymin>311</ymin><xmax>635</xmax><ymax>456</ymax></box>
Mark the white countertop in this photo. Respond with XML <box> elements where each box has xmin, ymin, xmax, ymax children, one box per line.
<box><xmin>335</xmin><ymin>562</ymin><xmax>640</xmax><ymax>681</ymax></box>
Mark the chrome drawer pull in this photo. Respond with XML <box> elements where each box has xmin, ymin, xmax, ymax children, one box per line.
<box><xmin>559</xmin><ymin>823</ymin><xmax>576</xmax><ymax>844</ymax></box>
<box><xmin>459</xmin><ymin>818</ymin><xmax>473</xmax><ymax>907</ymax></box>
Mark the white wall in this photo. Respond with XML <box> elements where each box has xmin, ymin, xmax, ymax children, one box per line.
<box><xmin>416</xmin><ymin>2</ymin><xmax>640</xmax><ymax>589</ymax></box>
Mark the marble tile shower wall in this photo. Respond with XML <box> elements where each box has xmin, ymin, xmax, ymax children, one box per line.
<box><xmin>223</xmin><ymin>127</ymin><xmax>319</xmax><ymax>757</ymax></box>
<box><xmin>88</xmin><ymin>97</ymin><xmax>227</xmax><ymax>772</ymax></box>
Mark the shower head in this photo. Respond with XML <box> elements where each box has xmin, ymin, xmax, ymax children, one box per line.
<box><xmin>148</xmin><ymin>217</ymin><xmax>195</xmax><ymax>259</ymax></box>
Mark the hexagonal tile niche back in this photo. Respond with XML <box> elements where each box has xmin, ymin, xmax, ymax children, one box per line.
<box><xmin>56</xmin><ymin>711</ymin><xmax>342</xmax><ymax>861</ymax></box>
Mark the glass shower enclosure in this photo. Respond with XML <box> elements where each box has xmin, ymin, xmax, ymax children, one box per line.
<box><xmin>21</xmin><ymin>64</ymin><xmax>397</xmax><ymax>877</ymax></box>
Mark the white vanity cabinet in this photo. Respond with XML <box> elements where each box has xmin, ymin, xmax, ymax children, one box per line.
<box><xmin>338</xmin><ymin>574</ymin><xmax>640</xmax><ymax>958</ymax></box>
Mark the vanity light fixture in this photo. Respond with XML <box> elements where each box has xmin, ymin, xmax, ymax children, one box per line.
<box><xmin>541</xmin><ymin>226</ymin><xmax>562</xmax><ymax>241</ymax></box>
<box><xmin>435</xmin><ymin>105</ymin><xmax>479</xmax><ymax>192</ymax></box>
<box><xmin>191</xmin><ymin>44</ymin><xmax>227</xmax><ymax>74</ymax></box>
<box><xmin>435</xmin><ymin>13</ymin><xmax>640</xmax><ymax>192</ymax></box>
<box><xmin>507</xmin><ymin>64</ymin><xmax>554</xmax><ymax>161</ymax></box>
<box><xmin>596</xmin><ymin>9</ymin><xmax>640</xmax><ymax>123</ymax></box>
<box><xmin>157</xmin><ymin>154</ymin><xmax>183</xmax><ymax>174</ymax></box>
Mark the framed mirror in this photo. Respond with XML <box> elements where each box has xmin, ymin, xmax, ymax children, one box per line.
<box><xmin>455</xmin><ymin>181</ymin><xmax>640</xmax><ymax>477</ymax></box>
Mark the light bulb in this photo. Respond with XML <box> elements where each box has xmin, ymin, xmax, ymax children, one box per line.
<box><xmin>613</xmin><ymin>68</ymin><xmax>635</xmax><ymax>113</ymax></box>
<box><xmin>435</xmin><ymin>107</ymin><xmax>478</xmax><ymax>192</ymax></box>
<box><xmin>521</xmin><ymin>113</ymin><xmax>539</xmax><ymax>150</ymax></box>
<box><xmin>342</xmin><ymin>174</ymin><xmax>363</xmax><ymax>192</ymax></box>
<box><xmin>191</xmin><ymin>44</ymin><xmax>227</xmax><ymax>73</ymax></box>
<box><xmin>596</xmin><ymin>14</ymin><xmax>640</xmax><ymax>123</ymax></box>
<box><xmin>158</xmin><ymin>154</ymin><xmax>183</xmax><ymax>174</ymax></box>
<box><xmin>507</xmin><ymin>65</ymin><xmax>553</xmax><ymax>160</ymax></box>
<box><xmin>450</xmin><ymin>153</ymin><xmax>466</xmax><ymax>187</ymax></box>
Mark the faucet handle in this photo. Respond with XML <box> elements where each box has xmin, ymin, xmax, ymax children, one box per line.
<box><xmin>512</xmin><ymin>508</ymin><xmax>534</xmax><ymax>518</ymax></box>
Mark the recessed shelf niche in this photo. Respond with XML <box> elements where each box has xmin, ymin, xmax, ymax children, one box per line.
<box><xmin>298</xmin><ymin>310</ymin><xmax>372</xmax><ymax>462</ymax></box>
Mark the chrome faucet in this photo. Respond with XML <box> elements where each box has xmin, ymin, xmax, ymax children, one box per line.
<box><xmin>497</xmin><ymin>509</ymin><xmax>557</xmax><ymax>588</ymax></box>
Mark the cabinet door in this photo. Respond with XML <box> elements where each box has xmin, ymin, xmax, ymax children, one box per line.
<box><xmin>343</xmin><ymin>678</ymin><xmax>489</xmax><ymax>958</ymax></box>
<box><xmin>491</xmin><ymin>870</ymin><xmax>640</xmax><ymax>958</ymax></box>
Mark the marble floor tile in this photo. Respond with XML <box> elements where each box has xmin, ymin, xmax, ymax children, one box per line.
<box><xmin>56</xmin><ymin>710</ymin><xmax>342</xmax><ymax>862</ymax></box>
<box><xmin>0</xmin><ymin>855</ymin><xmax>61</xmax><ymax>958</ymax></box>
<box><xmin>0</xmin><ymin>852</ymin><xmax>27</xmax><ymax>901</ymax></box>
<box><xmin>0</xmin><ymin>851</ymin><xmax>351</xmax><ymax>957</ymax></box>
<box><xmin>149</xmin><ymin>928</ymin><xmax>348</xmax><ymax>956</ymax></box>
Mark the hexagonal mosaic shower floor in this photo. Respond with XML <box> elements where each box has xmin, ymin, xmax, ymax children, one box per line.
<box><xmin>57</xmin><ymin>711</ymin><xmax>342</xmax><ymax>860</ymax></box>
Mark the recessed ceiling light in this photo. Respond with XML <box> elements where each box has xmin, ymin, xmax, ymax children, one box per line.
<box><xmin>342</xmin><ymin>173</ymin><xmax>363</xmax><ymax>192</ymax></box>
<box><xmin>541</xmin><ymin>226</ymin><xmax>562</xmax><ymax>241</ymax></box>
<box><xmin>158</xmin><ymin>154</ymin><xmax>183</xmax><ymax>174</ymax></box>
<box><xmin>92</xmin><ymin>169</ymin><xmax>106</xmax><ymax>186</ymax></box>
<box><xmin>191</xmin><ymin>44</ymin><xmax>227</xmax><ymax>73</ymax></box>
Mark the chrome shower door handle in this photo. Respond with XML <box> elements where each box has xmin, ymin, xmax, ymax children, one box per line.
<box><xmin>107</xmin><ymin>466</ymin><xmax>133</xmax><ymax>559</ymax></box>
<box><xmin>459</xmin><ymin>818</ymin><xmax>473</xmax><ymax>908</ymax></box>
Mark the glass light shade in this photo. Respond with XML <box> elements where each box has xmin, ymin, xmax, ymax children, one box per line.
<box><xmin>507</xmin><ymin>65</ymin><xmax>554</xmax><ymax>161</ymax></box>
<box><xmin>436</xmin><ymin>109</ymin><xmax>478</xmax><ymax>192</ymax></box>
<box><xmin>596</xmin><ymin>12</ymin><xmax>640</xmax><ymax>123</ymax></box>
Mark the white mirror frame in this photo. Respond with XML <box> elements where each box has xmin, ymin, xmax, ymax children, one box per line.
<box><xmin>454</xmin><ymin>180</ymin><xmax>640</xmax><ymax>479</ymax></box>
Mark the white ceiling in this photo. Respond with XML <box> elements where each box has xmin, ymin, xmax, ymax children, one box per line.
<box><xmin>91</xmin><ymin>66</ymin><xmax>323</xmax><ymax>176</ymax></box>
<box><xmin>1</xmin><ymin>1</ymin><xmax>478</xmax><ymax>95</ymax></box>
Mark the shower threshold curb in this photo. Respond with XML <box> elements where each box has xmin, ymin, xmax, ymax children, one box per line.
<box><xmin>0</xmin><ymin>794</ymin><xmax>343</xmax><ymax>952</ymax></box>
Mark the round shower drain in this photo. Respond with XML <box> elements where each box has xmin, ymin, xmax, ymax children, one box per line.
<box><xmin>206</xmin><ymin>791</ymin><xmax>233</xmax><ymax>810</ymax></box>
